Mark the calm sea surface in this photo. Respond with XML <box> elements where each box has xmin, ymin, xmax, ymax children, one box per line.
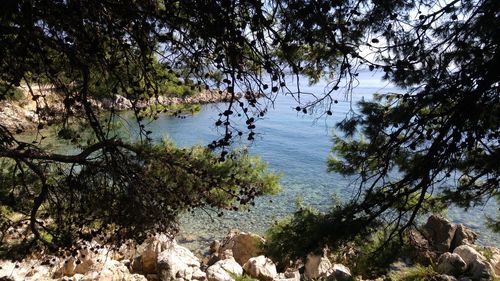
<box><xmin>23</xmin><ymin>71</ymin><xmax>497</xmax><ymax>249</ymax></box>
<box><xmin>137</xmin><ymin>71</ymin><xmax>498</xmax><ymax>249</ymax></box>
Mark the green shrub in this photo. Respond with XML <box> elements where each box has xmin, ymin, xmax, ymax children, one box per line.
<box><xmin>387</xmin><ymin>265</ymin><xmax>437</xmax><ymax>281</ymax></box>
<box><xmin>0</xmin><ymin>83</ymin><xmax>24</xmax><ymax>101</ymax></box>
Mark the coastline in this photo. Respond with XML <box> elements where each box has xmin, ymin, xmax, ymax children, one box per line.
<box><xmin>0</xmin><ymin>85</ymin><xmax>239</xmax><ymax>132</ymax></box>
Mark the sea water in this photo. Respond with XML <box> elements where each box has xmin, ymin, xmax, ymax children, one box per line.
<box><xmin>140</xmin><ymin>71</ymin><xmax>498</xmax><ymax>249</ymax></box>
<box><xmin>18</xmin><ymin>71</ymin><xmax>497</xmax><ymax>249</ymax></box>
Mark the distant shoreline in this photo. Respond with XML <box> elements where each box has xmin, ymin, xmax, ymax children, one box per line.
<box><xmin>0</xmin><ymin>84</ymin><xmax>241</xmax><ymax>132</ymax></box>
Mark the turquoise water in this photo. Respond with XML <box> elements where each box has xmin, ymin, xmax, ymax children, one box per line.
<box><xmin>19</xmin><ymin>71</ymin><xmax>496</xmax><ymax>248</ymax></box>
<box><xmin>136</xmin><ymin>71</ymin><xmax>498</xmax><ymax>248</ymax></box>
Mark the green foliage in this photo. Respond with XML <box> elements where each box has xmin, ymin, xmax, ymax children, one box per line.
<box><xmin>264</xmin><ymin>198</ymin><xmax>380</xmax><ymax>271</ymax></box>
<box><xmin>0</xmin><ymin>83</ymin><xmax>24</xmax><ymax>101</ymax></box>
<box><xmin>349</xmin><ymin>231</ymin><xmax>413</xmax><ymax>278</ymax></box>
<box><xmin>387</xmin><ymin>265</ymin><xmax>437</xmax><ymax>281</ymax></box>
<box><xmin>264</xmin><ymin>203</ymin><xmax>326</xmax><ymax>270</ymax></box>
<box><xmin>142</xmin><ymin>103</ymin><xmax>202</xmax><ymax>116</ymax></box>
<box><xmin>475</xmin><ymin>246</ymin><xmax>495</xmax><ymax>262</ymax></box>
<box><xmin>1</xmin><ymin>0</ymin><xmax>498</xmax><ymax>257</ymax></box>
<box><xmin>230</xmin><ymin>273</ymin><xmax>259</xmax><ymax>281</ymax></box>
<box><xmin>0</xmin><ymin>140</ymin><xmax>279</xmax><ymax>248</ymax></box>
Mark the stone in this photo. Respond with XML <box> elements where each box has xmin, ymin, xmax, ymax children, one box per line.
<box><xmin>192</xmin><ymin>268</ymin><xmax>208</xmax><ymax>280</ymax></box>
<box><xmin>219</xmin><ymin>230</ymin><xmax>265</xmax><ymax>266</ymax></box>
<box><xmin>156</xmin><ymin>244</ymin><xmax>201</xmax><ymax>281</ymax></box>
<box><xmin>101</xmin><ymin>94</ymin><xmax>132</xmax><ymax>110</ymax></box>
<box><xmin>430</xmin><ymin>274</ymin><xmax>458</xmax><ymax>281</ymax></box>
<box><xmin>491</xmin><ymin>251</ymin><xmax>500</xmax><ymax>276</ymax></box>
<box><xmin>326</xmin><ymin>264</ymin><xmax>351</xmax><ymax>281</ymax></box>
<box><xmin>206</xmin><ymin>258</ymin><xmax>243</xmax><ymax>281</ymax></box>
<box><xmin>80</xmin><ymin>260</ymin><xmax>135</xmax><ymax>281</ymax></box>
<box><xmin>450</xmin><ymin>225</ymin><xmax>478</xmax><ymax>251</ymax></box>
<box><xmin>0</xmin><ymin>260</ymin><xmax>53</xmax><ymax>281</ymax></box>
<box><xmin>436</xmin><ymin>252</ymin><xmax>467</xmax><ymax>276</ymax></box>
<box><xmin>453</xmin><ymin>245</ymin><xmax>495</xmax><ymax>280</ymax></box>
<box><xmin>59</xmin><ymin>257</ymin><xmax>78</xmax><ymax>277</ymax></box>
<box><xmin>210</xmin><ymin>240</ymin><xmax>221</xmax><ymax>254</ymax></box>
<box><xmin>283</xmin><ymin>269</ymin><xmax>300</xmax><ymax>279</ymax></box>
<box><xmin>242</xmin><ymin>255</ymin><xmax>277</xmax><ymax>281</ymax></box>
<box><xmin>423</xmin><ymin>215</ymin><xmax>457</xmax><ymax>253</ymax></box>
<box><xmin>304</xmin><ymin>254</ymin><xmax>332</xmax><ymax>279</ymax></box>
<box><xmin>132</xmin><ymin>233</ymin><xmax>173</xmax><ymax>274</ymax></box>
<box><xmin>274</xmin><ymin>269</ymin><xmax>300</xmax><ymax>281</ymax></box>
<box><xmin>113</xmin><ymin>240</ymin><xmax>138</xmax><ymax>261</ymax></box>
<box><xmin>408</xmin><ymin>229</ymin><xmax>439</xmax><ymax>265</ymax></box>
<box><xmin>207</xmin><ymin>253</ymin><xmax>221</xmax><ymax>267</ymax></box>
<box><xmin>74</xmin><ymin>248</ymin><xmax>95</xmax><ymax>275</ymax></box>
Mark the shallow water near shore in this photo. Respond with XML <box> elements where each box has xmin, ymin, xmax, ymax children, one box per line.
<box><xmin>15</xmin><ymin>71</ymin><xmax>498</xmax><ymax>251</ymax></box>
<box><xmin>136</xmin><ymin>71</ymin><xmax>498</xmax><ymax>250</ymax></box>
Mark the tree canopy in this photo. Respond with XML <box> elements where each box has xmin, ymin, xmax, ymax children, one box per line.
<box><xmin>0</xmin><ymin>0</ymin><xmax>498</xmax><ymax>256</ymax></box>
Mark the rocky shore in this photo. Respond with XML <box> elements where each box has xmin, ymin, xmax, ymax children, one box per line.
<box><xmin>0</xmin><ymin>216</ymin><xmax>498</xmax><ymax>281</ymax></box>
<box><xmin>0</xmin><ymin>85</ymin><xmax>239</xmax><ymax>132</ymax></box>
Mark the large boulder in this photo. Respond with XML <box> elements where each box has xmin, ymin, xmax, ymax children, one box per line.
<box><xmin>0</xmin><ymin>259</ymin><xmax>54</xmax><ymax>281</ymax></box>
<box><xmin>131</xmin><ymin>233</ymin><xmax>174</xmax><ymax>274</ymax></box>
<box><xmin>409</xmin><ymin>229</ymin><xmax>438</xmax><ymax>265</ymax></box>
<box><xmin>55</xmin><ymin>244</ymin><xmax>99</xmax><ymax>277</ymax></box>
<box><xmin>436</xmin><ymin>252</ymin><xmax>467</xmax><ymax>276</ymax></box>
<box><xmin>326</xmin><ymin>264</ymin><xmax>351</xmax><ymax>281</ymax></box>
<box><xmin>304</xmin><ymin>254</ymin><xmax>332</xmax><ymax>279</ymax></box>
<box><xmin>219</xmin><ymin>230</ymin><xmax>265</xmax><ymax>266</ymax></box>
<box><xmin>112</xmin><ymin>240</ymin><xmax>138</xmax><ymax>261</ymax></box>
<box><xmin>423</xmin><ymin>215</ymin><xmax>457</xmax><ymax>253</ymax></box>
<box><xmin>453</xmin><ymin>245</ymin><xmax>495</xmax><ymax>280</ymax></box>
<box><xmin>101</xmin><ymin>94</ymin><xmax>132</xmax><ymax>110</ymax></box>
<box><xmin>450</xmin><ymin>225</ymin><xmax>478</xmax><ymax>251</ymax></box>
<box><xmin>79</xmin><ymin>260</ymin><xmax>145</xmax><ymax>281</ymax></box>
<box><xmin>206</xmin><ymin>258</ymin><xmax>243</xmax><ymax>281</ymax></box>
<box><xmin>490</xmin><ymin>250</ymin><xmax>500</xmax><ymax>276</ymax></box>
<box><xmin>242</xmin><ymin>255</ymin><xmax>277</xmax><ymax>281</ymax></box>
<box><xmin>156</xmin><ymin>244</ymin><xmax>203</xmax><ymax>281</ymax></box>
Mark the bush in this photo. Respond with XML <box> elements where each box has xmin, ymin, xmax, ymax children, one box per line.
<box><xmin>264</xmin><ymin>199</ymin><xmax>415</xmax><ymax>276</ymax></box>
<box><xmin>387</xmin><ymin>265</ymin><xmax>437</xmax><ymax>281</ymax></box>
<box><xmin>0</xmin><ymin>140</ymin><xmax>280</xmax><ymax>250</ymax></box>
<box><xmin>0</xmin><ymin>83</ymin><xmax>24</xmax><ymax>101</ymax></box>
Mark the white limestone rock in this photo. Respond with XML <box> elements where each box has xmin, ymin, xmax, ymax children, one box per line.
<box><xmin>242</xmin><ymin>255</ymin><xmax>277</xmax><ymax>281</ymax></box>
<box><xmin>207</xmin><ymin>258</ymin><xmax>243</xmax><ymax>281</ymax></box>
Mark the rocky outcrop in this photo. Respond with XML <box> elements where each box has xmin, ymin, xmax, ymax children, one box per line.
<box><xmin>0</xmin><ymin>86</ymin><xmax>241</xmax><ymax>132</ymax></box>
<box><xmin>304</xmin><ymin>254</ymin><xmax>332</xmax><ymax>279</ymax></box>
<box><xmin>79</xmin><ymin>260</ymin><xmax>147</xmax><ymax>281</ymax></box>
<box><xmin>436</xmin><ymin>253</ymin><xmax>467</xmax><ymax>276</ymax></box>
<box><xmin>303</xmin><ymin>253</ymin><xmax>352</xmax><ymax>281</ymax></box>
<box><xmin>453</xmin><ymin>245</ymin><xmax>495</xmax><ymax>281</ymax></box>
<box><xmin>206</xmin><ymin>258</ymin><xmax>243</xmax><ymax>281</ymax></box>
<box><xmin>274</xmin><ymin>269</ymin><xmax>300</xmax><ymax>281</ymax></box>
<box><xmin>327</xmin><ymin>264</ymin><xmax>352</xmax><ymax>281</ymax></box>
<box><xmin>156</xmin><ymin>244</ymin><xmax>204</xmax><ymax>281</ymax></box>
<box><xmin>450</xmin><ymin>225</ymin><xmax>478</xmax><ymax>251</ymax></box>
<box><xmin>101</xmin><ymin>94</ymin><xmax>133</xmax><ymax>110</ymax></box>
<box><xmin>423</xmin><ymin>215</ymin><xmax>458</xmax><ymax>253</ymax></box>
<box><xmin>218</xmin><ymin>230</ymin><xmax>265</xmax><ymax>266</ymax></box>
<box><xmin>411</xmin><ymin>215</ymin><xmax>481</xmax><ymax>266</ymax></box>
<box><xmin>491</xmin><ymin>249</ymin><xmax>500</xmax><ymax>276</ymax></box>
<box><xmin>131</xmin><ymin>233</ymin><xmax>173</xmax><ymax>274</ymax></box>
<box><xmin>242</xmin><ymin>255</ymin><xmax>277</xmax><ymax>281</ymax></box>
<box><xmin>0</xmin><ymin>223</ymin><xmax>495</xmax><ymax>281</ymax></box>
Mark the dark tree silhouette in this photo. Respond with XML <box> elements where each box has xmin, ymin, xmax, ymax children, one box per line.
<box><xmin>0</xmin><ymin>0</ymin><xmax>498</xmax><ymax>256</ymax></box>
